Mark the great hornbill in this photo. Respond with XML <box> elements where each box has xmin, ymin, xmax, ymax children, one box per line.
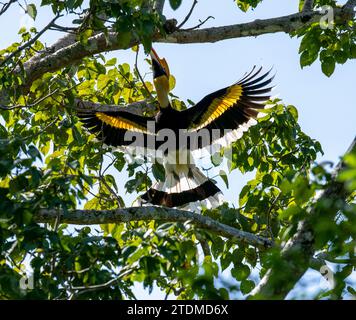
<box><xmin>78</xmin><ymin>49</ymin><xmax>273</xmax><ymax>209</ymax></box>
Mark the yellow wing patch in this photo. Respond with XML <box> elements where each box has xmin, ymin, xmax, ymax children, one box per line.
<box><xmin>95</xmin><ymin>112</ymin><xmax>148</xmax><ymax>133</ymax></box>
<box><xmin>190</xmin><ymin>84</ymin><xmax>243</xmax><ymax>130</ymax></box>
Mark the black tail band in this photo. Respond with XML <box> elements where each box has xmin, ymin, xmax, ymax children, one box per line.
<box><xmin>141</xmin><ymin>180</ymin><xmax>220</xmax><ymax>208</ymax></box>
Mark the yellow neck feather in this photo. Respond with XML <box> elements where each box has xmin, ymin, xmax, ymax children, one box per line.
<box><xmin>154</xmin><ymin>75</ymin><xmax>170</xmax><ymax>108</ymax></box>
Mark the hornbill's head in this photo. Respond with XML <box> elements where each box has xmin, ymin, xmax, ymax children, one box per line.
<box><xmin>150</xmin><ymin>48</ymin><xmax>170</xmax><ymax>109</ymax></box>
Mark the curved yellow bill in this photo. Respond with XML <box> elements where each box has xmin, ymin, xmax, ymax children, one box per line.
<box><xmin>150</xmin><ymin>48</ymin><xmax>170</xmax><ymax>78</ymax></box>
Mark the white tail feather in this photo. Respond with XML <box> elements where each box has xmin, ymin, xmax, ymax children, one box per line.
<box><xmin>180</xmin><ymin>192</ymin><xmax>224</xmax><ymax>212</ymax></box>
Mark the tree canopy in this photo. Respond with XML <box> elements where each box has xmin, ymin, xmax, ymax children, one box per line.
<box><xmin>0</xmin><ymin>0</ymin><xmax>355</xmax><ymax>300</ymax></box>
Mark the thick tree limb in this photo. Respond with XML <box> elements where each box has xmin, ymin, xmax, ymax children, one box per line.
<box><xmin>302</xmin><ymin>0</ymin><xmax>314</xmax><ymax>12</ymax></box>
<box><xmin>344</xmin><ymin>0</ymin><xmax>356</xmax><ymax>10</ymax></box>
<box><xmin>161</xmin><ymin>6</ymin><xmax>354</xmax><ymax>44</ymax></box>
<box><xmin>154</xmin><ymin>0</ymin><xmax>165</xmax><ymax>14</ymax></box>
<box><xmin>34</xmin><ymin>206</ymin><xmax>274</xmax><ymax>249</ymax></box>
<box><xmin>250</xmin><ymin>135</ymin><xmax>356</xmax><ymax>299</ymax></box>
<box><xmin>26</xmin><ymin>33</ymin><xmax>79</xmax><ymax>64</ymax></box>
<box><xmin>74</xmin><ymin>99</ymin><xmax>157</xmax><ymax>115</ymax></box>
<box><xmin>21</xmin><ymin>31</ymin><xmax>138</xmax><ymax>90</ymax></box>
<box><xmin>5</xmin><ymin>2</ymin><xmax>354</xmax><ymax>97</ymax></box>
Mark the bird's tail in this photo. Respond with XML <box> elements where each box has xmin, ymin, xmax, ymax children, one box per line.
<box><xmin>139</xmin><ymin>163</ymin><xmax>223</xmax><ymax>211</ymax></box>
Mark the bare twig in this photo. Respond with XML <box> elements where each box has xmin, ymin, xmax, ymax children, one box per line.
<box><xmin>69</xmin><ymin>276</ymin><xmax>122</xmax><ymax>299</ymax></box>
<box><xmin>67</xmin><ymin>268</ymin><xmax>137</xmax><ymax>299</ymax></box>
<box><xmin>315</xmin><ymin>251</ymin><xmax>356</xmax><ymax>265</ymax></box>
<box><xmin>134</xmin><ymin>46</ymin><xmax>154</xmax><ymax>100</ymax></box>
<box><xmin>0</xmin><ymin>88</ymin><xmax>60</xmax><ymax>110</ymax></box>
<box><xmin>177</xmin><ymin>0</ymin><xmax>198</xmax><ymax>29</ymax></box>
<box><xmin>22</xmin><ymin>116</ymin><xmax>59</xmax><ymax>141</ymax></box>
<box><xmin>49</xmin><ymin>23</ymin><xmax>78</xmax><ymax>33</ymax></box>
<box><xmin>67</xmin><ymin>267</ymin><xmax>92</xmax><ymax>274</ymax></box>
<box><xmin>196</xmin><ymin>233</ymin><xmax>211</xmax><ymax>256</ymax></box>
<box><xmin>180</xmin><ymin>16</ymin><xmax>214</xmax><ymax>31</ymax></box>
<box><xmin>71</xmin><ymin>277</ymin><xmax>120</xmax><ymax>291</ymax></box>
<box><xmin>98</xmin><ymin>173</ymin><xmax>124</xmax><ymax>208</ymax></box>
<box><xmin>0</xmin><ymin>14</ymin><xmax>61</xmax><ymax>67</ymax></box>
<box><xmin>0</xmin><ymin>0</ymin><xmax>16</xmax><ymax>16</ymax></box>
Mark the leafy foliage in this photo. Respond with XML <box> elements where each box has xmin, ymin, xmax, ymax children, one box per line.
<box><xmin>296</xmin><ymin>6</ymin><xmax>356</xmax><ymax>76</ymax></box>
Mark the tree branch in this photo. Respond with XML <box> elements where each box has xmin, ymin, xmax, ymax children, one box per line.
<box><xmin>19</xmin><ymin>31</ymin><xmax>138</xmax><ymax>90</ymax></box>
<box><xmin>134</xmin><ymin>46</ymin><xmax>154</xmax><ymax>100</ymax></box>
<box><xmin>0</xmin><ymin>88</ymin><xmax>59</xmax><ymax>110</ymax></box>
<box><xmin>302</xmin><ymin>0</ymin><xmax>314</xmax><ymax>12</ymax></box>
<box><xmin>250</xmin><ymin>135</ymin><xmax>356</xmax><ymax>299</ymax></box>
<box><xmin>177</xmin><ymin>0</ymin><xmax>198</xmax><ymax>29</ymax></box>
<box><xmin>34</xmin><ymin>206</ymin><xmax>274</xmax><ymax>249</ymax></box>
<box><xmin>154</xmin><ymin>0</ymin><xmax>165</xmax><ymax>14</ymax></box>
<box><xmin>161</xmin><ymin>7</ymin><xmax>354</xmax><ymax>44</ymax></box>
<box><xmin>180</xmin><ymin>16</ymin><xmax>215</xmax><ymax>32</ymax></box>
<box><xmin>0</xmin><ymin>0</ymin><xmax>16</xmax><ymax>16</ymax></box>
<box><xmin>344</xmin><ymin>0</ymin><xmax>356</xmax><ymax>10</ymax></box>
<box><xmin>0</xmin><ymin>14</ymin><xmax>61</xmax><ymax>67</ymax></box>
<box><xmin>1</xmin><ymin>4</ymin><xmax>354</xmax><ymax>98</ymax></box>
<box><xmin>74</xmin><ymin>99</ymin><xmax>157</xmax><ymax>115</ymax></box>
<box><xmin>26</xmin><ymin>33</ymin><xmax>79</xmax><ymax>64</ymax></box>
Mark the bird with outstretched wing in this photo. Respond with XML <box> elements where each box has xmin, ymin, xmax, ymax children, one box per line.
<box><xmin>78</xmin><ymin>48</ymin><xmax>273</xmax><ymax>209</ymax></box>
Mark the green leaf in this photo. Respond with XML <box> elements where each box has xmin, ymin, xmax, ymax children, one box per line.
<box><xmin>231</xmin><ymin>264</ymin><xmax>250</xmax><ymax>281</ymax></box>
<box><xmin>321</xmin><ymin>56</ymin><xmax>335</xmax><ymax>77</ymax></box>
<box><xmin>219</xmin><ymin>170</ymin><xmax>229</xmax><ymax>188</ymax></box>
<box><xmin>350</xmin><ymin>44</ymin><xmax>356</xmax><ymax>58</ymax></box>
<box><xmin>72</xmin><ymin>126</ymin><xmax>84</xmax><ymax>145</ymax></box>
<box><xmin>211</xmin><ymin>236</ymin><xmax>224</xmax><ymax>259</ymax></box>
<box><xmin>27</xmin><ymin>145</ymin><xmax>42</xmax><ymax>160</ymax></box>
<box><xmin>152</xmin><ymin>163</ymin><xmax>165</xmax><ymax>182</ymax></box>
<box><xmin>78</xmin><ymin>29</ymin><xmax>93</xmax><ymax>45</ymax></box>
<box><xmin>113</xmin><ymin>152</ymin><xmax>126</xmax><ymax>172</ymax></box>
<box><xmin>300</xmin><ymin>50</ymin><xmax>318</xmax><ymax>67</ymax></box>
<box><xmin>239</xmin><ymin>185</ymin><xmax>251</xmax><ymax>207</ymax></box>
<box><xmin>169</xmin><ymin>0</ymin><xmax>182</xmax><ymax>10</ymax></box>
<box><xmin>240</xmin><ymin>279</ymin><xmax>255</xmax><ymax>295</ymax></box>
<box><xmin>236</xmin><ymin>0</ymin><xmax>250</xmax><ymax>12</ymax></box>
<box><xmin>84</xmin><ymin>197</ymin><xmax>101</xmax><ymax>210</ymax></box>
<box><xmin>262</xmin><ymin>173</ymin><xmax>273</xmax><ymax>186</ymax></box>
<box><xmin>117</xmin><ymin>32</ymin><xmax>132</xmax><ymax>49</ymax></box>
<box><xmin>334</xmin><ymin>51</ymin><xmax>348</xmax><ymax>64</ymax></box>
<box><xmin>105</xmin><ymin>58</ymin><xmax>117</xmax><ymax>67</ymax></box>
<box><xmin>169</xmin><ymin>75</ymin><xmax>176</xmax><ymax>91</ymax></box>
<box><xmin>27</xmin><ymin>4</ymin><xmax>37</xmax><ymax>20</ymax></box>
<box><xmin>221</xmin><ymin>253</ymin><xmax>232</xmax><ymax>271</ymax></box>
<box><xmin>287</xmin><ymin>105</ymin><xmax>299</xmax><ymax>121</ymax></box>
<box><xmin>299</xmin><ymin>0</ymin><xmax>305</xmax><ymax>12</ymax></box>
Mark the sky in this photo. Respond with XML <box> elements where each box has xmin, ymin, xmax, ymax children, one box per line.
<box><xmin>1</xmin><ymin>0</ymin><xmax>355</xmax><ymax>299</ymax></box>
